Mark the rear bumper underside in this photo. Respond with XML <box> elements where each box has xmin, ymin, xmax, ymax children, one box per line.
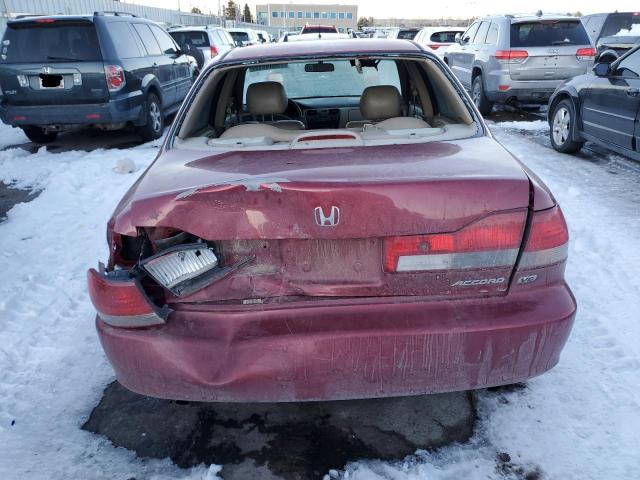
<box><xmin>97</xmin><ymin>283</ymin><xmax>576</xmax><ymax>402</ymax></box>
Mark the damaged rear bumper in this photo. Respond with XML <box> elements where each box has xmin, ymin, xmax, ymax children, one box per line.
<box><xmin>96</xmin><ymin>283</ymin><xmax>576</xmax><ymax>402</ymax></box>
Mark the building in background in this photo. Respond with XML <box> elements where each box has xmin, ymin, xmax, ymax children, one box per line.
<box><xmin>256</xmin><ymin>3</ymin><xmax>358</xmax><ymax>32</ymax></box>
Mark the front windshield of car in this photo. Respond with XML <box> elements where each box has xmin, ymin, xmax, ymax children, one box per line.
<box><xmin>243</xmin><ymin>59</ymin><xmax>401</xmax><ymax>99</ymax></box>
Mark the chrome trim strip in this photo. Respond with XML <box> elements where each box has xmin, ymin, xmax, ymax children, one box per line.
<box><xmin>396</xmin><ymin>249</ymin><xmax>519</xmax><ymax>272</ymax></box>
<box><xmin>584</xmin><ymin>107</ymin><xmax>635</xmax><ymax>122</ymax></box>
<box><xmin>583</xmin><ymin>120</ymin><xmax>633</xmax><ymax>137</ymax></box>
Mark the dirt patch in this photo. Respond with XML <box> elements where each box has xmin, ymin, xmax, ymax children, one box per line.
<box><xmin>0</xmin><ymin>182</ymin><xmax>40</xmax><ymax>223</ymax></box>
<box><xmin>83</xmin><ymin>381</ymin><xmax>475</xmax><ymax>479</ymax></box>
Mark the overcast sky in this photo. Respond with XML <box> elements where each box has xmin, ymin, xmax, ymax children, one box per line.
<box><xmin>137</xmin><ymin>0</ymin><xmax>638</xmax><ymax>19</ymax></box>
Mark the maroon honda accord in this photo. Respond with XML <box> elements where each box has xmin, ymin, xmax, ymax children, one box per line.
<box><xmin>88</xmin><ymin>39</ymin><xmax>576</xmax><ymax>402</ymax></box>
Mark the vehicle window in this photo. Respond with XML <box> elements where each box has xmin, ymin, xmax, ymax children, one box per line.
<box><xmin>474</xmin><ymin>22</ymin><xmax>490</xmax><ymax>44</ymax></box>
<box><xmin>510</xmin><ymin>21</ymin><xmax>591</xmax><ymax>47</ymax></box>
<box><xmin>462</xmin><ymin>22</ymin><xmax>480</xmax><ymax>44</ymax></box>
<box><xmin>133</xmin><ymin>24</ymin><xmax>162</xmax><ymax>55</ymax></box>
<box><xmin>430</xmin><ymin>31</ymin><xmax>462</xmax><ymax>43</ymax></box>
<box><xmin>601</xmin><ymin>13</ymin><xmax>640</xmax><ymax>38</ymax></box>
<box><xmin>1</xmin><ymin>23</ymin><xmax>102</xmax><ymax>63</ymax></box>
<box><xmin>170</xmin><ymin>30</ymin><xmax>210</xmax><ymax>47</ymax></box>
<box><xmin>107</xmin><ymin>22</ymin><xmax>141</xmax><ymax>58</ymax></box>
<box><xmin>615</xmin><ymin>49</ymin><xmax>640</xmax><ymax>77</ymax></box>
<box><xmin>221</xmin><ymin>30</ymin><xmax>235</xmax><ymax>46</ymax></box>
<box><xmin>243</xmin><ymin>60</ymin><xmax>401</xmax><ymax>100</ymax></box>
<box><xmin>302</xmin><ymin>26</ymin><xmax>338</xmax><ymax>34</ymax></box>
<box><xmin>397</xmin><ymin>29</ymin><xmax>419</xmax><ymax>40</ymax></box>
<box><xmin>229</xmin><ymin>31</ymin><xmax>249</xmax><ymax>44</ymax></box>
<box><xmin>485</xmin><ymin>23</ymin><xmax>499</xmax><ymax>45</ymax></box>
<box><xmin>151</xmin><ymin>25</ymin><xmax>178</xmax><ymax>55</ymax></box>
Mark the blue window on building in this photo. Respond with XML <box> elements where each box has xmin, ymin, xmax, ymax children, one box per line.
<box><xmin>272</xmin><ymin>11</ymin><xmax>278</xmax><ymax>18</ymax></box>
<box><xmin>330</xmin><ymin>12</ymin><xmax>337</xmax><ymax>19</ymax></box>
<box><xmin>314</xmin><ymin>12</ymin><xmax>319</xmax><ymax>18</ymax></box>
<box><xmin>339</xmin><ymin>12</ymin><xmax>345</xmax><ymax>19</ymax></box>
<box><xmin>288</xmin><ymin>11</ymin><xmax>294</xmax><ymax>18</ymax></box>
<box><xmin>321</xmin><ymin>12</ymin><xmax>327</xmax><ymax>19</ymax></box>
<box><xmin>280</xmin><ymin>11</ymin><xmax>285</xmax><ymax>17</ymax></box>
<box><xmin>297</xmin><ymin>11</ymin><xmax>303</xmax><ymax>18</ymax></box>
<box><xmin>347</xmin><ymin>13</ymin><xmax>353</xmax><ymax>19</ymax></box>
<box><xmin>305</xmin><ymin>11</ymin><xmax>312</xmax><ymax>18</ymax></box>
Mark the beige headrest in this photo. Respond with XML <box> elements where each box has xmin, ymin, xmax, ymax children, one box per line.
<box><xmin>360</xmin><ymin>85</ymin><xmax>402</xmax><ymax>120</ymax></box>
<box><xmin>247</xmin><ymin>81</ymin><xmax>288</xmax><ymax>116</ymax></box>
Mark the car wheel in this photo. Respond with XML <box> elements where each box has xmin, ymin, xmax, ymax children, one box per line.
<box><xmin>550</xmin><ymin>99</ymin><xmax>583</xmax><ymax>154</ymax></box>
<box><xmin>137</xmin><ymin>93</ymin><xmax>164</xmax><ymax>142</ymax></box>
<box><xmin>472</xmin><ymin>75</ymin><xmax>493</xmax><ymax>116</ymax></box>
<box><xmin>21</xmin><ymin>126</ymin><xmax>58</xmax><ymax>144</ymax></box>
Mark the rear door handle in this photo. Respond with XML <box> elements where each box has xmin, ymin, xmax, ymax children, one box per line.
<box><xmin>626</xmin><ymin>88</ymin><xmax>639</xmax><ymax>97</ymax></box>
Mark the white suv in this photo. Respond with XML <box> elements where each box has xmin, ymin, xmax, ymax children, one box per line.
<box><xmin>168</xmin><ymin>26</ymin><xmax>235</xmax><ymax>67</ymax></box>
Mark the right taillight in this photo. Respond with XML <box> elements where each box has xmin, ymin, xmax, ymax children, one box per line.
<box><xmin>519</xmin><ymin>206</ymin><xmax>569</xmax><ymax>269</ymax></box>
<box><xmin>210</xmin><ymin>46</ymin><xmax>219</xmax><ymax>57</ymax></box>
<box><xmin>495</xmin><ymin>50</ymin><xmax>528</xmax><ymax>63</ymax></box>
<box><xmin>104</xmin><ymin>65</ymin><xmax>126</xmax><ymax>92</ymax></box>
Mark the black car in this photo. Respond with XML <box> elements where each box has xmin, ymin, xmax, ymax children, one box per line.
<box><xmin>582</xmin><ymin>12</ymin><xmax>640</xmax><ymax>58</ymax></box>
<box><xmin>0</xmin><ymin>12</ymin><xmax>193</xmax><ymax>143</ymax></box>
<box><xmin>548</xmin><ymin>45</ymin><xmax>640</xmax><ymax>160</ymax></box>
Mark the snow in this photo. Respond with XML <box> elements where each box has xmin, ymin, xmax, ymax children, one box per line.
<box><xmin>1</xmin><ymin>119</ymin><xmax>639</xmax><ymax>479</ymax></box>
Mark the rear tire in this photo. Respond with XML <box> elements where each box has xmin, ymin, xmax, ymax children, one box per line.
<box><xmin>21</xmin><ymin>126</ymin><xmax>57</xmax><ymax>144</ymax></box>
<box><xmin>472</xmin><ymin>75</ymin><xmax>493</xmax><ymax>116</ymax></box>
<box><xmin>137</xmin><ymin>93</ymin><xmax>164</xmax><ymax>142</ymax></box>
<box><xmin>550</xmin><ymin>99</ymin><xmax>583</xmax><ymax>154</ymax></box>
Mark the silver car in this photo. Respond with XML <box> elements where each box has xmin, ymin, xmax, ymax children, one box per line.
<box><xmin>444</xmin><ymin>13</ymin><xmax>595</xmax><ymax>114</ymax></box>
<box><xmin>168</xmin><ymin>26</ymin><xmax>235</xmax><ymax>68</ymax></box>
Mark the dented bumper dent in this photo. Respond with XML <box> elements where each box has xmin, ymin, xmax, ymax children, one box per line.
<box><xmin>97</xmin><ymin>283</ymin><xmax>576</xmax><ymax>402</ymax></box>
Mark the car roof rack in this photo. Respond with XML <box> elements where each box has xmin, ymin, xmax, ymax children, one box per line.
<box><xmin>94</xmin><ymin>11</ymin><xmax>138</xmax><ymax>17</ymax></box>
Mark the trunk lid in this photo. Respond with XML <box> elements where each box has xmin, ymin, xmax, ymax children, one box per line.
<box><xmin>114</xmin><ymin>138</ymin><xmax>533</xmax><ymax>301</ymax></box>
<box><xmin>0</xmin><ymin>19</ymin><xmax>109</xmax><ymax>106</ymax></box>
<box><xmin>508</xmin><ymin>19</ymin><xmax>592</xmax><ymax>81</ymax></box>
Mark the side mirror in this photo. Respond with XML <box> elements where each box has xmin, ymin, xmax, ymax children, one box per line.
<box><xmin>596</xmin><ymin>50</ymin><xmax>619</xmax><ymax>65</ymax></box>
<box><xmin>593</xmin><ymin>62</ymin><xmax>611</xmax><ymax>77</ymax></box>
<box><xmin>455</xmin><ymin>32</ymin><xmax>462</xmax><ymax>44</ymax></box>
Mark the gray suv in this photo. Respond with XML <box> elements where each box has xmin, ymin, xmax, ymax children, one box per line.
<box><xmin>444</xmin><ymin>14</ymin><xmax>595</xmax><ymax>114</ymax></box>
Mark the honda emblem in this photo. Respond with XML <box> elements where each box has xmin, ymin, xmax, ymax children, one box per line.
<box><xmin>314</xmin><ymin>206</ymin><xmax>340</xmax><ymax>227</ymax></box>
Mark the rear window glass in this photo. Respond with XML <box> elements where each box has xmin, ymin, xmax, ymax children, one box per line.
<box><xmin>229</xmin><ymin>31</ymin><xmax>249</xmax><ymax>43</ymax></box>
<box><xmin>510</xmin><ymin>21</ymin><xmax>590</xmax><ymax>47</ymax></box>
<box><xmin>243</xmin><ymin>59</ymin><xmax>401</xmax><ymax>100</ymax></box>
<box><xmin>109</xmin><ymin>22</ymin><xmax>141</xmax><ymax>58</ymax></box>
<box><xmin>430</xmin><ymin>31</ymin><xmax>462</xmax><ymax>43</ymax></box>
<box><xmin>302</xmin><ymin>26</ymin><xmax>337</xmax><ymax>34</ymax></box>
<box><xmin>601</xmin><ymin>13</ymin><xmax>640</xmax><ymax>37</ymax></box>
<box><xmin>169</xmin><ymin>30</ymin><xmax>210</xmax><ymax>47</ymax></box>
<box><xmin>397</xmin><ymin>29</ymin><xmax>419</xmax><ymax>40</ymax></box>
<box><xmin>1</xmin><ymin>23</ymin><xmax>101</xmax><ymax>63</ymax></box>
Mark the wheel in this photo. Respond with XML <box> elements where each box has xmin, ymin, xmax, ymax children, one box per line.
<box><xmin>137</xmin><ymin>93</ymin><xmax>164</xmax><ymax>142</ymax></box>
<box><xmin>21</xmin><ymin>126</ymin><xmax>57</xmax><ymax>144</ymax></box>
<box><xmin>472</xmin><ymin>75</ymin><xmax>494</xmax><ymax>116</ymax></box>
<box><xmin>550</xmin><ymin>99</ymin><xmax>583</xmax><ymax>154</ymax></box>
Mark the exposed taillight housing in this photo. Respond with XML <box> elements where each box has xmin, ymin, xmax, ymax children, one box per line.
<box><xmin>518</xmin><ymin>206</ymin><xmax>569</xmax><ymax>269</ymax></box>
<box><xmin>104</xmin><ymin>65</ymin><xmax>126</xmax><ymax>92</ymax></box>
<box><xmin>495</xmin><ymin>50</ymin><xmax>529</xmax><ymax>63</ymax></box>
<box><xmin>576</xmin><ymin>47</ymin><xmax>596</xmax><ymax>61</ymax></box>
<box><xmin>383</xmin><ymin>211</ymin><xmax>526</xmax><ymax>272</ymax></box>
<box><xmin>427</xmin><ymin>44</ymin><xmax>441</xmax><ymax>50</ymax></box>
<box><xmin>87</xmin><ymin>268</ymin><xmax>167</xmax><ymax>328</ymax></box>
<box><xmin>210</xmin><ymin>45</ymin><xmax>219</xmax><ymax>57</ymax></box>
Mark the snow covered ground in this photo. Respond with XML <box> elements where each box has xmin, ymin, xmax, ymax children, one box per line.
<box><xmin>0</xmin><ymin>121</ymin><xmax>639</xmax><ymax>479</ymax></box>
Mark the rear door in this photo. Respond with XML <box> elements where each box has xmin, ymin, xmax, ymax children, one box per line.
<box><xmin>150</xmin><ymin>25</ymin><xmax>191</xmax><ymax>103</ymax></box>
<box><xmin>132</xmin><ymin>23</ymin><xmax>175</xmax><ymax>106</ymax></box>
<box><xmin>508</xmin><ymin>20</ymin><xmax>594</xmax><ymax>81</ymax></box>
<box><xmin>450</xmin><ymin>21</ymin><xmax>481</xmax><ymax>87</ymax></box>
<box><xmin>0</xmin><ymin>19</ymin><xmax>108</xmax><ymax>106</ymax></box>
<box><xmin>582</xmin><ymin>48</ymin><xmax>640</xmax><ymax>150</ymax></box>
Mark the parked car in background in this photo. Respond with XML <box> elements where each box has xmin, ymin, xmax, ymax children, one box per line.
<box><xmin>414</xmin><ymin>27</ymin><xmax>465</xmax><ymax>57</ymax></box>
<box><xmin>287</xmin><ymin>25</ymin><xmax>348</xmax><ymax>42</ymax></box>
<box><xmin>255</xmin><ymin>30</ymin><xmax>272</xmax><ymax>43</ymax></box>
<box><xmin>88</xmin><ymin>39</ymin><xmax>575</xmax><ymax>403</ymax></box>
<box><xmin>278</xmin><ymin>30</ymin><xmax>300</xmax><ymax>42</ymax></box>
<box><xmin>549</xmin><ymin>45</ymin><xmax>640</xmax><ymax>160</ymax></box>
<box><xmin>582</xmin><ymin>12</ymin><xmax>640</xmax><ymax>59</ymax></box>
<box><xmin>168</xmin><ymin>26</ymin><xmax>235</xmax><ymax>68</ymax></box>
<box><xmin>386</xmin><ymin>27</ymin><xmax>421</xmax><ymax>40</ymax></box>
<box><xmin>444</xmin><ymin>13</ymin><xmax>595</xmax><ymax>114</ymax></box>
<box><xmin>0</xmin><ymin>12</ymin><xmax>193</xmax><ymax>143</ymax></box>
<box><xmin>227</xmin><ymin>28</ymin><xmax>260</xmax><ymax>47</ymax></box>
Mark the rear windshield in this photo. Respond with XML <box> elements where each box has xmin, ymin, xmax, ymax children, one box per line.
<box><xmin>601</xmin><ymin>13</ymin><xmax>640</xmax><ymax>38</ymax></box>
<box><xmin>243</xmin><ymin>60</ymin><xmax>400</xmax><ymax>99</ymax></box>
<box><xmin>397</xmin><ymin>29</ymin><xmax>419</xmax><ymax>40</ymax></box>
<box><xmin>169</xmin><ymin>30</ymin><xmax>210</xmax><ymax>47</ymax></box>
<box><xmin>1</xmin><ymin>23</ymin><xmax>101</xmax><ymax>63</ymax></box>
<box><xmin>229</xmin><ymin>31</ymin><xmax>249</xmax><ymax>43</ymax></box>
<box><xmin>430</xmin><ymin>31</ymin><xmax>461</xmax><ymax>43</ymax></box>
<box><xmin>302</xmin><ymin>26</ymin><xmax>338</xmax><ymax>34</ymax></box>
<box><xmin>510</xmin><ymin>21</ymin><xmax>590</xmax><ymax>47</ymax></box>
